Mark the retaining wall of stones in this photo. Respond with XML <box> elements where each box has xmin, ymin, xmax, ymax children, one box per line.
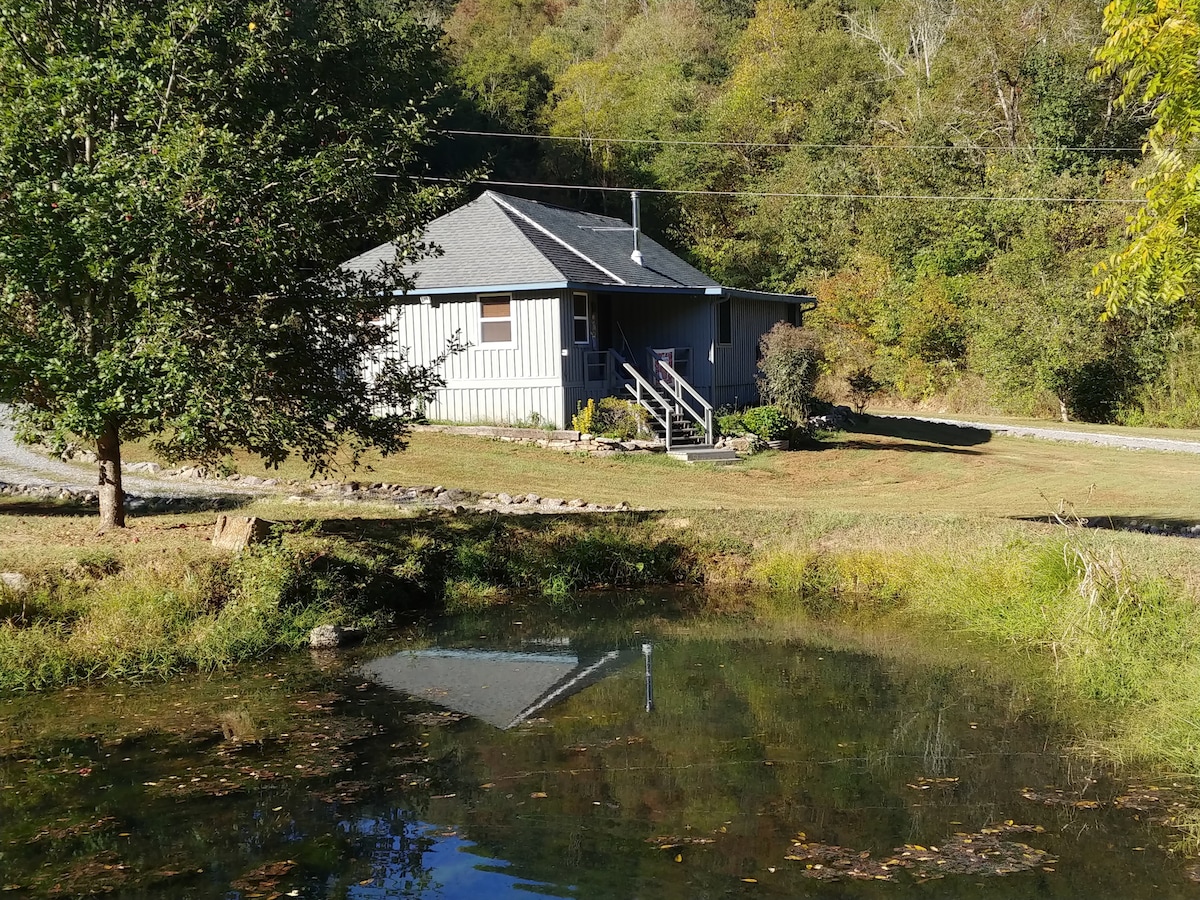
<box><xmin>413</xmin><ymin>424</ymin><xmax>665</xmax><ymax>457</ymax></box>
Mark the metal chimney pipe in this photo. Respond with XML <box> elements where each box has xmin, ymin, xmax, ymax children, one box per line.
<box><xmin>630</xmin><ymin>190</ymin><xmax>644</xmax><ymax>266</ymax></box>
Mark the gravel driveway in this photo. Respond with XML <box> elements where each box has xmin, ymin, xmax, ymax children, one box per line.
<box><xmin>0</xmin><ymin>406</ymin><xmax>265</xmax><ymax>499</ymax></box>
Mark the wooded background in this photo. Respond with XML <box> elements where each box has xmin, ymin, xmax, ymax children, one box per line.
<box><xmin>424</xmin><ymin>0</ymin><xmax>1197</xmax><ymax>425</ymax></box>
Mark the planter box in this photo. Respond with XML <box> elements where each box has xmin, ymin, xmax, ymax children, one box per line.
<box><xmin>765</xmin><ymin>439</ymin><xmax>790</xmax><ymax>451</ymax></box>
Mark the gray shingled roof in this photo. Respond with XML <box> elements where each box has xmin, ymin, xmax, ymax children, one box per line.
<box><xmin>341</xmin><ymin>191</ymin><xmax>722</xmax><ymax>292</ymax></box>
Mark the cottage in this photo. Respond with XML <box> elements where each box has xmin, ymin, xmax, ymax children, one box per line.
<box><xmin>343</xmin><ymin>190</ymin><xmax>815</xmax><ymax>445</ymax></box>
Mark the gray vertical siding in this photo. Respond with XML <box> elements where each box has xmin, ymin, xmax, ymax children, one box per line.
<box><xmin>366</xmin><ymin>290</ymin><xmax>568</xmax><ymax>427</ymax></box>
<box><xmin>609</xmin><ymin>294</ymin><xmax>716</xmax><ymax>397</ymax></box>
<box><xmin>364</xmin><ymin>288</ymin><xmax>790</xmax><ymax>425</ymax></box>
<box><xmin>712</xmin><ymin>299</ymin><xmax>786</xmax><ymax>409</ymax></box>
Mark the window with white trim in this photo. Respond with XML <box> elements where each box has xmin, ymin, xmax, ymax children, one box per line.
<box><xmin>572</xmin><ymin>292</ymin><xmax>590</xmax><ymax>345</ymax></box>
<box><xmin>479</xmin><ymin>294</ymin><xmax>513</xmax><ymax>344</ymax></box>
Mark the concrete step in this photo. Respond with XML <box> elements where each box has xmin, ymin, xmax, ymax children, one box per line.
<box><xmin>666</xmin><ymin>445</ymin><xmax>739</xmax><ymax>465</ymax></box>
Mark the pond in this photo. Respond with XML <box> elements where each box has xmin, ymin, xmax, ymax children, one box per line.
<box><xmin>2</xmin><ymin>600</ymin><xmax>1197</xmax><ymax>898</ymax></box>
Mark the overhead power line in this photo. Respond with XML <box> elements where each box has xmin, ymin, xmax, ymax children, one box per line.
<box><xmin>391</xmin><ymin>174</ymin><xmax>1143</xmax><ymax>205</ymax></box>
<box><xmin>441</xmin><ymin>128</ymin><xmax>1153</xmax><ymax>155</ymax></box>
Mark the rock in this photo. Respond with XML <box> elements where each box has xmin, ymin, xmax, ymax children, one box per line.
<box><xmin>61</xmin><ymin>446</ymin><xmax>98</xmax><ymax>464</ymax></box>
<box><xmin>308</xmin><ymin>624</ymin><xmax>367</xmax><ymax>650</ymax></box>
<box><xmin>496</xmin><ymin>492</ymin><xmax>514</xmax><ymax>505</ymax></box>
<box><xmin>808</xmin><ymin>405</ymin><xmax>855</xmax><ymax>431</ymax></box>
<box><xmin>0</xmin><ymin>572</ymin><xmax>29</xmax><ymax>593</ymax></box>
<box><xmin>523</xmin><ymin>494</ymin><xmax>540</xmax><ymax>504</ymax></box>
<box><xmin>595</xmin><ymin>436</ymin><xmax>621</xmax><ymax>445</ymax></box>
<box><xmin>543</xmin><ymin>498</ymin><xmax>565</xmax><ymax>507</ymax></box>
<box><xmin>567</xmin><ymin>498</ymin><xmax>586</xmax><ymax>508</ymax></box>
<box><xmin>212</xmin><ymin>515</ymin><xmax>276</xmax><ymax>551</ymax></box>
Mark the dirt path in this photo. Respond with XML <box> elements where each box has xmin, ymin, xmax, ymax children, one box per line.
<box><xmin>883</xmin><ymin>414</ymin><xmax>1200</xmax><ymax>455</ymax></box>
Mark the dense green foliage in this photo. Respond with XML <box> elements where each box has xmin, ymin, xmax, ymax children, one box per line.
<box><xmin>756</xmin><ymin>323</ymin><xmax>823</xmax><ymax>419</ymax></box>
<box><xmin>0</xmin><ymin>0</ymin><xmax>458</xmax><ymax>525</ymax></box>
<box><xmin>1094</xmin><ymin>0</ymin><xmax>1200</xmax><ymax>317</ymax></box>
<box><xmin>740</xmin><ymin>404</ymin><xmax>793</xmax><ymax>440</ymax></box>
<box><xmin>436</xmin><ymin>0</ymin><xmax>1200</xmax><ymax>424</ymax></box>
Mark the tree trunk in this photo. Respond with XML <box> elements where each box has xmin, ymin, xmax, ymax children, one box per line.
<box><xmin>97</xmin><ymin>420</ymin><xmax>125</xmax><ymax>528</ymax></box>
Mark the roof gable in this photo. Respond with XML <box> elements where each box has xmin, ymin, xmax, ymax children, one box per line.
<box><xmin>342</xmin><ymin>191</ymin><xmax>721</xmax><ymax>293</ymax></box>
<box><xmin>496</xmin><ymin>193</ymin><xmax>718</xmax><ymax>289</ymax></box>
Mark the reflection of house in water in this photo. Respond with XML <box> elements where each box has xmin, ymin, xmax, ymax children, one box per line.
<box><xmin>361</xmin><ymin>646</ymin><xmax>643</xmax><ymax>729</ymax></box>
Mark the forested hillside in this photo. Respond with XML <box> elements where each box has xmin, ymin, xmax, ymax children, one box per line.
<box><xmin>428</xmin><ymin>0</ymin><xmax>1199</xmax><ymax>424</ymax></box>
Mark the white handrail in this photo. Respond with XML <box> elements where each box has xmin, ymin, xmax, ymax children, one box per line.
<box><xmin>652</xmin><ymin>357</ymin><xmax>714</xmax><ymax>445</ymax></box>
<box><xmin>621</xmin><ymin>362</ymin><xmax>676</xmax><ymax>448</ymax></box>
<box><xmin>622</xmin><ymin>363</ymin><xmax>672</xmax><ymax>414</ymax></box>
<box><xmin>656</xmin><ymin>359</ymin><xmax>712</xmax><ymax>414</ymax></box>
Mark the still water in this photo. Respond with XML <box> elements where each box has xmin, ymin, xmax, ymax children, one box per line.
<box><xmin>1</xmin><ymin>603</ymin><xmax>1197</xmax><ymax>898</ymax></box>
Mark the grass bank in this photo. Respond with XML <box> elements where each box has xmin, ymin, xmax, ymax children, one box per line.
<box><xmin>0</xmin><ymin>505</ymin><xmax>700</xmax><ymax>690</ymax></box>
<box><xmin>5</xmin><ymin>423</ymin><xmax>1200</xmax><ymax>776</ymax></box>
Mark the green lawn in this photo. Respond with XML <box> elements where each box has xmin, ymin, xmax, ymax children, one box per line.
<box><xmin>148</xmin><ymin>417</ymin><xmax>1200</xmax><ymax>522</ymax></box>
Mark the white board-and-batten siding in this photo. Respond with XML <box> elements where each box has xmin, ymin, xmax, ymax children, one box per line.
<box><xmin>367</xmin><ymin>290</ymin><xmax>570</xmax><ymax>427</ymax></box>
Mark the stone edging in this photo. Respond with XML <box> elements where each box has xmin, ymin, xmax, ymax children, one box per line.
<box><xmin>0</xmin><ymin>477</ymin><xmax>638</xmax><ymax>516</ymax></box>
<box><xmin>412</xmin><ymin>423</ymin><xmax>665</xmax><ymax>457</ymax></box>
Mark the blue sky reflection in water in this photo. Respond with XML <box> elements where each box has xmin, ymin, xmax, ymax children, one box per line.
<box><xmin>1</xmin><ymin>608</ymin><xmax>1198</xmax><ymax>898</ymax></box>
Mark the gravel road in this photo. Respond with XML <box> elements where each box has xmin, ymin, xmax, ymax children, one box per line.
<box><xmin>0</xmin><ymin>406</ymin><xmax>264</xmax><ymax>499</ymax></box>
<box><xmin>881</xmin><ymin>414</ymin><xmax>1200</xmax><ymax>455</ymax></box>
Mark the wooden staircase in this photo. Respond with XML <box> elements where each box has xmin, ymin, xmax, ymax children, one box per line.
<box><xmin>608</xmin><ymin>351</ymin><xmax>737</xmax><ymax>464</ymax></box>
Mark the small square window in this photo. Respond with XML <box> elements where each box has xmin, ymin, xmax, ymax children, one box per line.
<box><xmin>480</xmin><ymin>296</ymin><xmax>513</xmax><ymax>344</ymax></box>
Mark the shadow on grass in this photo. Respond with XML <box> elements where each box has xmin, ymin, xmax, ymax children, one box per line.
<box><xmin>0</xmin><ymin>494</ymin><xmax>255</xmax><ymax>517</ymax></box>
<box><xmin>805</xmin><ymin>438</ymin><xmax>983</xmax><ymax>456</ymax></box>
<box><xmin>0</xmin><ymin>498</ymin><xmax>95</xmax><ymax>517</ymax></box>
<box><xmin>843</xmin><ymin>414</ymin><xmax>993</xmax><ymax>448</ymax></box>
<box><xmin>317</xmin><ymin>509</ymin><xmax>665</xmax><ymax>543</ymax></box>
<box><xmin>1013</xmin><ymin>513</ymin><xmax>1198</xmax><ymax>538</ymax></box>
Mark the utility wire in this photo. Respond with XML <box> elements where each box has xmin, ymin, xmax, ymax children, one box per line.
<box><xmin>440</xmin><ymin>128</ymin><xmax>1156</xmax><ymax>155</ymax></box>
<box><xmin>390</xmin><ymin>174</ymin><xmax>1143</xmax><ymax>205</ymax></box>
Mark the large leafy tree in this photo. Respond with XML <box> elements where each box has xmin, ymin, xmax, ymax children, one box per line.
<box><xmin>0</xmin><ymin>0</ymin><xmax>456</xmax><ymax>527</ymax></box>
<box><xmin>1094</xmin><ymin>0</ymin><xmax>1200</xmax><ymax>315</ymax></box>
